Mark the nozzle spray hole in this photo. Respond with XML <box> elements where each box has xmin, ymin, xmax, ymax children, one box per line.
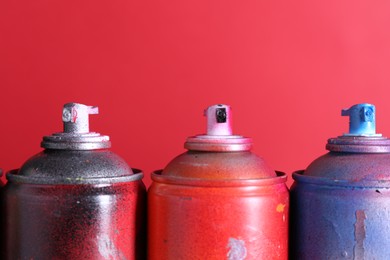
<box><xmin>360</xmin><ymin>107</ymin><xmax>374</xmax><ymax>122</ymax></box>
<box><xmin>216</xmin><ymin>108</ymin><xmax>227</xmax><ymax>123</ymax></box>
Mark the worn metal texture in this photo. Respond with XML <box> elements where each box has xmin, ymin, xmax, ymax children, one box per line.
<box><xmin>149</xmin><ymin>170</ymin><xmax>289</xmax><ymax>260</ymax></box>
<box><xmin>148</xmin><ymin>104</ymin><xmax>289</xmax><ymax>260</ymax></box>
<box><xmin>302</xmin><ymin>151</ymin><xmax>390</xmax><ymax>182</ymax></box>
<box><xmin>8</xmin><ymin>150</ymin><xmax>141</xmax><ymax>184</ymax></box>
<box><xmin>290</xmin><ymin>170</ymin><xmax>390</xmax><ymax>260</ymax></box>
<box><xmin>161</xmin><ymin>150</ymin><xmax>276</xmax><ymax>180</ymax></box>
<box><xmin>290</xmin><ymin>104</ymin><xmax>390</xmax><ymax>260</ymax></box>
<box><xmin>326</xmin><ymin>136</ymin><xmax>390</xmax><ymax>153</ymax></box>
<box><xmin>4</xmin><ymin>173</ymin><xmax>146</xmax><ymax>260</ymax></box>
<box><xmin>3</xmin><ymin>103</ymin><xmax>147</xmax><ymax>259</ymax></box>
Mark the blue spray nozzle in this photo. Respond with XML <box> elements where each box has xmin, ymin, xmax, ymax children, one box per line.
<box><xmin>341</xmin><ymin>103</ymin><xmax>381</xmax><ymax>137</ymax></box>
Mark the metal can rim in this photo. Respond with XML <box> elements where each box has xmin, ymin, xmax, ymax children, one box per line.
<box><xmin>293</xmin><ymin>170</ymin><xmax>390</xmax><ymax>188</ymax></box>
<box><xmin>151</xmin><ymin>170</ymin><xmax>287</xmax><ymax>187</ymax></box>
<box><xmin>6</xmin><ymin>168</ymin><xmax>144</xmax><ymax>185</ymax></box>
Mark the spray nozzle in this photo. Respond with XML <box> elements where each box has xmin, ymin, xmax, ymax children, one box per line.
<box><xmin>185</xmin><ymin>104</ymin><xmax>252</xmax><ymax>151</ymax></box>
<box><xmin>341</xmin><ymin>103</ymin><xmax>381</xmax><ymax>137</ymax></box>
<box><xmin>204</xmin><ymin>104</ymin><xmax>233</xmax><ymax>136</ymax></box>
<box><xmin>42</xmin><ymin>102</ymin><xmax>110</xmax><ymax>150</ymax></box>
<box><xmin>62</xmin><ymin>103</ymin><xmax>99</xmax><ymax>134</ymax></box>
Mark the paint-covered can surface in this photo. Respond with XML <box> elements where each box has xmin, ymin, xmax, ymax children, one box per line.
<box><xmin>3</xmin><ymin>103</ymin><xmax>146</xmax><ymax>260</ymax></box>
<box><xmin>148</xmin><ymin>104</ymin><xmax>289</xmax><ymax>259</ymax></box>
<box><xmin>290</xmin><ymin>103</ymin><xmax>390</xmax><ymax>260</ymax></box>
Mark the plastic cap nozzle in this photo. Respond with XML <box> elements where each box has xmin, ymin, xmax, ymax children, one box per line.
<box><xmin>62</xmin><ymin>103</ymin><xmax>98</xmax><ymax>134</ymax></box>
<box><xmin>341</xmin><ymin>103</ymin><xmax>380</xmax><ymax>136</ymax></box>
<box><xmin>205</xmin><ymin>104</ymin><xmax>233</xmax><ymax>136</ymax></box>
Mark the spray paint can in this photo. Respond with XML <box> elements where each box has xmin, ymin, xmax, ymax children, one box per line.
<box><xmin>290</xmin><ymin>103</ymin><xmax>390</xmax><ymax>259</ymax></box>
<box><xmin>4</xmin><ymin>103</ymin><xmax>146</xmax><ymax>259</ymax></box>
<box><xmin>148</xmin><ymin>104</ymin><xmax>289</xmax><ymax>259</ymax></box>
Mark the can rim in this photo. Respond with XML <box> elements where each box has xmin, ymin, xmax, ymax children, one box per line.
<box><xmin>326</xmin><ymin>136</ymin><xmax>390</xmax><ymax>153</ymax></box>
<box><xmin>151</xmin><ymin>170</ymin><xmax>287</xmax><ymax>187</ymax></box>
<box><xmin>6</xmin><ymin>168</ymin><xmax>144</xmax><ymax>185</ymax></box>
<box><xmin>293</xmin><ymin>170</ymin><xmax>390</xmax><ymax>188</ymax></box>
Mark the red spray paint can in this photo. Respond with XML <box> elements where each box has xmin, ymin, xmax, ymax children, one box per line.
<box><xmin>3</xmin><ymin>103</ymin><xmax>146</xmax><ymax>259</ymax></box>
<box><xmin>148</xmin><ymin>104</ymin><xmax>289</xmax><ymax>259</ymax></box>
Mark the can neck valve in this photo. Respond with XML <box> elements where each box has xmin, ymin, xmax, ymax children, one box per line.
<box><xmin>341</xmin><ymin>103</ymin><xmax>381</xmax><ymax>137</ymax></box>
<box><xmin>41</xmin><ymin>102</ymin><xmax>111</xmax><ymax>150</ymax></box>
<box><xmin>62</xmin><ymin>103</ymin><xmax>98</xmax><ymax>134</ymax></box>
<box><xmin>185</xmin><ymin>104</ymin><xmax>252</xmax><ymax>152</ymax></box>
<box><xmin>326</xmin><ymin>103</ymin><xmax>390</xmax><ymax>153</ymax></box>
<box><xmin>205</xmin><ymin>104</ymin><xmax>233</xmax><ymax>136</ymax></box>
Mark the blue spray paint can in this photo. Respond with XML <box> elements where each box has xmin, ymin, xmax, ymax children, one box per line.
<box><xmin>290</xmin><ymin>103</ymin><xmax>390</xmax><ymax>259</ymax></box>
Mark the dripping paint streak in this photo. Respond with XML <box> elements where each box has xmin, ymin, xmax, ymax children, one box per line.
<box><xmin>353</xmin><ymin>210</ymin><xmax>366</xmax><ymax>260</ymax></box>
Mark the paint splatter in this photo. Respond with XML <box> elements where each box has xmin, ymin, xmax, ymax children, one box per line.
<box><xmin>227</xmin><ymin>238</ymin><xmax>247</xmax><ymax>260</ymax></box>
<box><xmin>276</xmin><ymin>203</ymin><xmax>286</xmax><ymax>213</ymax></box>
<box><xmin>353</xmin><ymin>210</ymin><xmax>366</xmax><ymax>260</ymax></box>
<box><xmin>97</xmin><ymin>234</ymin><xmax>125</xmax><ymax>260</ymax></box>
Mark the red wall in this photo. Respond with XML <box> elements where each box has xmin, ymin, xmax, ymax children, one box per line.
<box><xmin>1</xmin><ymin>0</ymin><xmax>390</xmax><ymax>187</ymax></box>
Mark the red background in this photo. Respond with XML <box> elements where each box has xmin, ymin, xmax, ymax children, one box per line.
<box><xmin>1</xmin><ymin>0</ymin><xmax>390</xmax><ymax>187</ymax></box>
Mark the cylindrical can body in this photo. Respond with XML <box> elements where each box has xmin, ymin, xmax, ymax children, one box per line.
<box><xmin>149</xmin><ymin>104</ymin><xmax>289</xmax><ymax>259</ymax></box>
<box><xmin>290</xmin><ymin>172</ymin><xmax>390</xmax><ymax>260</ymax></box>
<box><xmin>149</xmin><ymin>171</ymin><xmax>289</xmax><ymax>259</ymax></box>
<box><xmin>3</xmin><ymin>103</ymin><xmax>147</xmax><ymax>259</ymax></box>
<box><xmin>290</xmin><ymin>104</ymin><xmax>390</xmax><ymax>260</ymax></box>
<box><xmin>5</xmin><ymin>169</ymin><xmax>146</xmax><ymax>260</ymax></box>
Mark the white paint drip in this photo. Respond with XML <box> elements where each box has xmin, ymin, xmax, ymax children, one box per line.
<box><xmin>227</xmin><ymin>237</ymin><xmax>247</xmax><ymax>260</ymax></box>
<box><xmin>97</xmin><ymin>234</ymin><xmax>125</xmax><ymax>260</ymax></box>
